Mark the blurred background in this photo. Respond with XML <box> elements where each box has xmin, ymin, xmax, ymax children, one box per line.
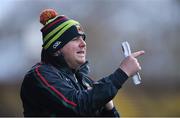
<box><xmin>0</xmin><ymin>0</ymin><xmax>180</xmax><ymax>116</ymax></box>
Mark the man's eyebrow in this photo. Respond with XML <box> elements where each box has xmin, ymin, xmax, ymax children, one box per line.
<box><xmin>72</xmin><ymin>36</ymin><xmax>80</xmax><ymax>40</ymax></box>
<box><xmin>72</xmin><ymin>38</ymin><xmax>78</xmax><ymax>41</ymax></box>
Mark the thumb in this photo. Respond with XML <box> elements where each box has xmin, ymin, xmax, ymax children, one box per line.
<box><xmin>131</xmin><ymin>50</ymin><xmax>145</xmax><ymax>58</ymax></box>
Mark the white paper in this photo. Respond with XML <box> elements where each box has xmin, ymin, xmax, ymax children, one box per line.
<box><xmin>121</xmin><ymin>41</ymin><xmax>141</xmax><ymax>85</ymax></box>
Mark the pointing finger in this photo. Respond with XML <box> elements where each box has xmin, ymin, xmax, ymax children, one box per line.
<box><xmin>131</xmin><ymin>50</ymin><xmax>145</xmax><ymax>58</ymax></box>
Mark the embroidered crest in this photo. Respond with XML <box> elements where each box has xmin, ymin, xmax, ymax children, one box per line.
<box><xmin>53</xmin><ymin>41</ymin><xmax>61</xmax><ymax>49</ymax></box>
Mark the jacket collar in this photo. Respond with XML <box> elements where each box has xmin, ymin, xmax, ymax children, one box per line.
<box><xmin>56</xmin><ymin>61</ymin><xmax>90</xmax><ymax>75</ymax></box>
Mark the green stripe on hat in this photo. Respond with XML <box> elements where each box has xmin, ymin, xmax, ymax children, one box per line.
<box><xmin>43</xmin><ymin>20</ymin><xmax>77</xmax><ymax>43</ymax></box>
<box><xmin>43</xmin><ymin>20</ymin><xmax>79</xmax><ymax>49</ymax></box>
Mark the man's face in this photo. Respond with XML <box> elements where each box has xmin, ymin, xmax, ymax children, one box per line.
<box><xmin>61</xmin><ymin>36</ymin><xmax>86</xmax><ymax>69</ymax></box>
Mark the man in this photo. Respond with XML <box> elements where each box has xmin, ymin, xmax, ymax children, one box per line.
<box><xmin>20</xmin><ymin>9</ymin><xmax>145</xmax><ymax>117</ymax></box>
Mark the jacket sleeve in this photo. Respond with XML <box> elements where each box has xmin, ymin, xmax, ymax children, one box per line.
<box><xmin>33</xmin><ymin>64</ymin><xmax>128</xmax><ymax>116</ymax></box>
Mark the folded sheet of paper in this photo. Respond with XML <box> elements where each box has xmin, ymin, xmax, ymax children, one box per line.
<box><xmin>121</xmin><ymin>41</ymin><xmax>141</xmax><ymax>85</ymax></box>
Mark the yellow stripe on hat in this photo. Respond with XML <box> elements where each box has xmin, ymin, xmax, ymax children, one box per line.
<box><xmin>43</xmin><ymin>20</ymin><xmax>77</xmax><ymax>43</ymax></box>
<box><xmin>43</xmin><ymin>20</ymin><xmax>79</xmax><ymax>49</ymax></box>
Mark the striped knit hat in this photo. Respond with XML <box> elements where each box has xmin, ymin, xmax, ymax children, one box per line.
<box><xmin>40</xmin><ymin>9</ymin><xmax>86</xmax><ymax>54</ymax></box>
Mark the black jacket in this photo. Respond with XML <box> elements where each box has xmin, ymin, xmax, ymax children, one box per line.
<box><xmin>20</xmin><ymin>58</ymin><xmax>128</xmax><ymax>117</ymax></box>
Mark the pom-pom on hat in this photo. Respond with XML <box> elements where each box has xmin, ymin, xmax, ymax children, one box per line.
<box><xmin>40</xmin><ymin>8</ymin><xmax>86</xmax><ymax>54</ymax></box>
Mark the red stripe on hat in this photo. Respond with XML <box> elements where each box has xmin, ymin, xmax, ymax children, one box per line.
<box><xmin>42</xmin><ymin>17</ymin><xmax>67</xmax><ymax>32</ymax></box>
<box><xmin>35</xmin><ymin>64</ymin><xmax>77</xmax><ymax>107</ymax></box>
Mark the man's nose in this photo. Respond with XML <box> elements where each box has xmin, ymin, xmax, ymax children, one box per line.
<box><xmin>79</xmin><ymin>38</ymin><xmax>86</xmax><ymax>48</ymax></box>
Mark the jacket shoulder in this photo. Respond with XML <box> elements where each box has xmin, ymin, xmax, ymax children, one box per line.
<box><xmin>25</xmin><ymin>63</ymin><xmax>61</xmax><ymax>80</ymax></box>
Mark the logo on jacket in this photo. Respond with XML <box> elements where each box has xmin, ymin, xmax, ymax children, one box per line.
<box><xmin>83</xmin><ymin>81</ymin><xmax>92</xmax><ymax>90</ymax></box>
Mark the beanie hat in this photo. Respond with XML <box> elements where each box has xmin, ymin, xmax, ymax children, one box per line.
<box><xmin>40</xmin><ymin>9</ymin><xmax>86</xmax><ymax>54</ymax></box>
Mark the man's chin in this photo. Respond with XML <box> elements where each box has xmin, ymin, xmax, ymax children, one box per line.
<box><xmin>77</xmin><ymin>59</ymin><xmax>86</xmax><ymax>65</ymax></box>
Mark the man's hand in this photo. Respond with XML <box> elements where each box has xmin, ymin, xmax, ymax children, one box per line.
<box><xmin>120</xmin><ymin>50</ymin><xmax>145</xmax><ymax>77</ymax></box>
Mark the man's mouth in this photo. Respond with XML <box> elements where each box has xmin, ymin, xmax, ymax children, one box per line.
<box><xmin>77</xmin><ymin>51</ymin><xmax>85</xmax><ymax>54</ymax></box>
